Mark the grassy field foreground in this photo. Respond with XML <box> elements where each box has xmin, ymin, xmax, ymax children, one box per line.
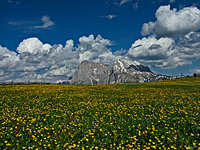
<box><xmin>0</xmin><ymin>77</ymin><xmax>200</xmax><ymax>149</ymax></box>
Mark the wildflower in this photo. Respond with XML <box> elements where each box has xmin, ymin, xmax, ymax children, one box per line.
<box><xmin>6</xmin><ymin>143</ymin><xmax>11</xmax><ymax>147</ymax></box>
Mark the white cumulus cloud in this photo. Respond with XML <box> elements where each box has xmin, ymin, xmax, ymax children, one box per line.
<box><xmin>128</xmin><ymin>36</ymin><xmax>181</xmax><ymax>68</ymax></box>
<box><xmin>78</xmin><ymin>34</ymin><xmax>116</xmax><ymax>64</ymax></box>
<box><xmin>141</xmin><ymin>5</ymin><xmax>200</xmax><ymax>37</ymax></box>
<box><xmin>128</xmin><ymin>37</ymin><xmax>175</xmax><ymax>59</ymax></box>
<box><xmin>17</xmin><ymin>38</ymin><xmax>51</xmax><ymax>54</ymax></box>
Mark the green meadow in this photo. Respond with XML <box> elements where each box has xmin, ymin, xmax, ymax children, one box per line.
<box><xmin>0</xmin><ymin>77</ymin><xmax>200</xmax><ymax>149</ymax></box>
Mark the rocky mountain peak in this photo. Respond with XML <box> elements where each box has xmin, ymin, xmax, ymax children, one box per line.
<box><xmin>113</xmin><ymin>59</ymin><xmax>152</xmax><ymax>73</ymax></box>
<box><xmin>71</xmin><ymin>59</ymin><xmax>170</xmax><ymax>84</ymax></box>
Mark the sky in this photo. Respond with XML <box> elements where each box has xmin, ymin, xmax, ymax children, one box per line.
<box><xmin>1</xmin><ymin>0</ymin><xmax>200</xmax><ymax>82</ymax></box>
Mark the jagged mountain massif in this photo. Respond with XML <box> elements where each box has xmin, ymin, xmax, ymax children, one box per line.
<box><xmin>71</xmin><ymin>59</ymin><xmax>170</xmax><ymax>84</ymax></box>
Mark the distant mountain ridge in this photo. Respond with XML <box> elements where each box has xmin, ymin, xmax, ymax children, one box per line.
<box><xmin>71</xmin><ymin>59</ymin><xmax>171</xmax><ymax>84</ymax></box>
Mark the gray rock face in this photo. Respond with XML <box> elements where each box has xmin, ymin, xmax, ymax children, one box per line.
<box><xmin>71</xmin><ymin>59</ymin><xmax>170</xmax><ymax>84</ymax></box>
<box><xmin>71</xmin><ymin>60</ymin><xmax>115</xmax><ymax>84</ymax></box>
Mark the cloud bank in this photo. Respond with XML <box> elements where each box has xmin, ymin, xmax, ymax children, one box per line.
<box><xmin>127</xmin><ymin>5</ymin><xmax>200</xmax><ymax>70</ymax></box>
<box><xmin>127</xmin><ymin>35</ymin><xmax>198</xmax><ymax>69</ymax></box>
<box><xmin>1</xmin><ymin>32</ymin><xmax>200</xmax><ymax>83</ymax></box>
<box><xmin>0</xmin><ymin>35</ymin><xmax>120</xmax><ymax>83</ymax></box>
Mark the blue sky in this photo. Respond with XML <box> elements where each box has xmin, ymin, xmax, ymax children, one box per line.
<box><xmin>1</xmin><ymin>0</ymin><xmax>156</xmax><ymax>50</ymax></box>
<box><xmin>2</xmin><ymin>0</ymin><xmax>194</xmax><ymax>50</ymax></box>
<box><xmin>1</xmin><ymin>0</ymin><xmax>200</xmax><ymax>82</ymax></box>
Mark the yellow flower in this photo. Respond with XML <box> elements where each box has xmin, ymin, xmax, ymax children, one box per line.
<box><xmin>185</xmin><ymin>146</ymin><xmax>191</xmax><ymax>150</ymax></box>
<box><xmin>151</xmin><ymin>145</ymin><xmax>156</xmax><ymax>149</ymax></box>
<box><xmin>31</xmin><ymin>118</ymin><xmax>36</xmax><ymax>123</ymax></box>
<box><xmin>171</xmin><ymin>145</ymin><xmax>176</xmax><ymax>149</ymax></box>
